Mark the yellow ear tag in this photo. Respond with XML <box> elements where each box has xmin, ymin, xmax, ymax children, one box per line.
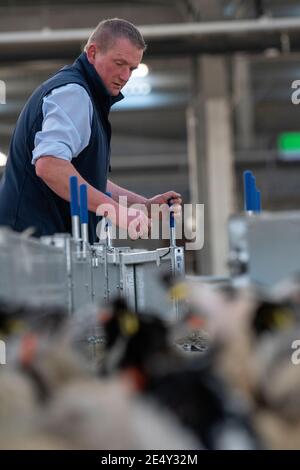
<box><xmin>119</xmin><ymin>311</ymin><xmax>139</xmax><ymax>336</ymax></box>
<box><xmin>273</xmin><ymin>308</ymin><xmax>294</xmax><ymax>329</ymax></box>
<box><xmin>169</xmin><ymin>282</ymin><xmax>187</xmax><ymax>301</ymax></box>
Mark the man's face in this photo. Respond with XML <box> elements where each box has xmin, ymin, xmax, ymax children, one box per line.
<box><xmin>87</xmin><ymin>37</ymin><xmax>143</xmax><ymax>96</ymax></box>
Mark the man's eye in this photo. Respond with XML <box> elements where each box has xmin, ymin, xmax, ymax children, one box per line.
<box><xmin>116</xmin><ymin>61</ymin><xmax>123</xmax><ymax>66</ymax></box>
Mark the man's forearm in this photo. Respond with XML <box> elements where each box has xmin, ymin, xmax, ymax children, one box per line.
<box><xmin>107</xmin><ymin>179</ymin><xmax>148</xmax><ymax>206</ymax></box>
<box><xmin>35</xmin><ymin>157</ymin><xmax>119</xmax><ymax>220</ymax></box>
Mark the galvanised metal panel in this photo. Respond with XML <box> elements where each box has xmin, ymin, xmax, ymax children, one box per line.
<box><xmin>119</xmin><ymin>247</ymin><xmax>185</xmax><ymax>321</ymax></box>
<box><xmin>0</xmin><ymin>228</ymin><xmax>68</xmax><ymax>308</ymax></box>
<box><xmin>228</xmin><ymin>211</ymin><xmax>300</xmax><ymax>287</ymax></box>
<box><xmin>70</xmin><ymin>247</ymin><xmax>93</xmax><ymax>311</ymax></box>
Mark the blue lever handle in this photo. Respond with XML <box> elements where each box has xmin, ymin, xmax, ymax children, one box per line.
<box><xmin>243</xmin><ymin>170</ymin><xmax>256</xmax><ymax>211</ymax></box>
<box><xmin>168</xmin><ymin>198</ymin><xmax>175</xmax><ymax>228</ymax></box>
<box><xmin>254</xmin><ymin>189</ymin><xmax>261</xmax><ymax>213</ymax></box>
<box><xmin>243</xmin><ymin>170</ymin><xmax>263</xmax><ymax>213</ymax></box>
<box><xmin>70</xmin><ymin>176</ymin><xmax>79</xmax><ymax>216</ymax></box>
<box><xmin>79</xmin><ymin>184</ymin><xmax>88</xmax><ymax>224</ymax></box>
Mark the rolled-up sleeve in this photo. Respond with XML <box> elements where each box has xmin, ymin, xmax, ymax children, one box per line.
<box><xmin>32</xmin><ymin>83</ymin><xmax>93</xmax><ymax>165</ymax></box>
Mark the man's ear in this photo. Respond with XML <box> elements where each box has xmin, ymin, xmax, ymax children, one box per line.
<box><xmin>86</xmin><ymin>44</ymin><xmax>98</xmax><ymax>64</ymax></box>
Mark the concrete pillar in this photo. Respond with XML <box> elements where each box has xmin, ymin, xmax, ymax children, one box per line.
<box><xmin>187</xmin><ymin>55</ymin><xmax>235</xmax><ymax>275</ymax></box>
<box><xmin>233</xmin><ymin>54</ymin><xmax>254</xmax><ymax>149</ymax></box>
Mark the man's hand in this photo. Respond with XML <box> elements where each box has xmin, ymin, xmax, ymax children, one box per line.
<box><xmin>127</xmin><ymin>208</ymin><xmax>151</xmax><ymax>240</ymax></box>
<box><xmin>147</xmin><ymin>191</ymin><xmax>182</xmax><ymax>218</ymax></box>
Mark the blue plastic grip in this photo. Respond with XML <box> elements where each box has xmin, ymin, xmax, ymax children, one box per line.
<box><xmin>254</xmin><ymin>189</ymin><xmax>261</xmax><ymax>213</ymax></box>
<box><xmin>168</xmin><ymin>198</ymin><xmax>175</xmax><ymax>228</ymax></box>
<box><xmin>243</xmin><ymin>171</ymin><xmax>256</xmax><ymax>211</ymax></box>
<box><xmin>79</xmin><ymin>184</ymin><xmax>88</xmax><ymax>224</ymax></box>
<box><xmin>243</xmin><ymin>170</ymin><xmax>262</xmax><ymax>213</ymax></box>
<box><xmin>70</xmin><ymin>176</ymin><xmax>79</xmax><ymax>216</ymax></box>
<box><xmin>170</xmin><ymin>211</ymin><xmax>175</xmax><ymax>228</ymax></box>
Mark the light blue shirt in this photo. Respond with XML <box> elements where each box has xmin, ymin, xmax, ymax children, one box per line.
<box><xmin>32</xmin><ymin>83</ymin><xmax>93</xmax><ymax>165</ymax></box>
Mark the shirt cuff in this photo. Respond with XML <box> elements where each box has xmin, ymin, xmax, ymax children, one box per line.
<box><xmin>32</xmin><ymin>142</ymin><xmax>73</xmax><ymax>165</ymax></box>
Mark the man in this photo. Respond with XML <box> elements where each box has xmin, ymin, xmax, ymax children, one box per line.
<box><xmin>0</xmin><ymin>18</ymin><xmax>181</xmax><ymax>242</ymax></box>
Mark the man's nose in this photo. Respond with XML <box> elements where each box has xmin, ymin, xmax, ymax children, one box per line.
<box><xmin>119</xmin><ymin>68</ymin><xmax>131</xmax><ymax>83</ymax></box>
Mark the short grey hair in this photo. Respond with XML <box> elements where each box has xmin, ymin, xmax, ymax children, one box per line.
<box><xmin>84</xmin><ymin>18</ymin><xmax>146</xmax><ymax>53</ymax></box>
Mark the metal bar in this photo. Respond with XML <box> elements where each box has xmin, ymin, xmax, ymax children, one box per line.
<box><xmin>0</xmin><ymin>18</ymin><xmax>299</xmax><ymax>46</ymax></box>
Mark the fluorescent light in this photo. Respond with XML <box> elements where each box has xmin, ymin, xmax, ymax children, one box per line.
<box><xmin>123</xmin><ymin>81</ymin><xmax>152</xmax><ymax>96</ymax></box>
<box><xmin>132</xmin><ymin>63</ymin><xmax>149</xmax><ymax>78</ymax></box>
<box><xmin>0</xmin><ymin>151</ymin><xmax>7</xmax><ymax>166</ymax></box>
